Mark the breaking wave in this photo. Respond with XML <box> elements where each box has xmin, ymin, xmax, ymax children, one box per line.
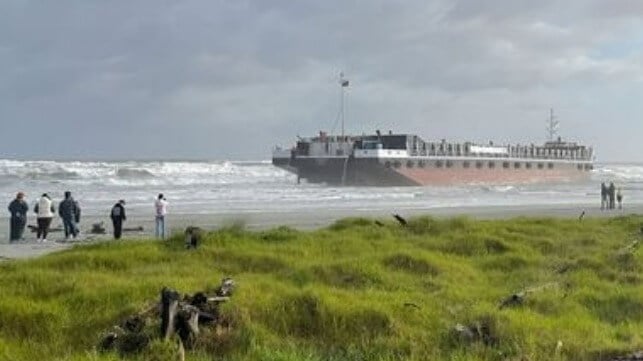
<box><xmin>0</xmin><ymin>159</ymin><xmax>291</xmax><ymax>187</ymax></box>
<box><xmin>0</xmin><ymin>159</ymin><xmax>641</xmax><ymax>218</ymax></box>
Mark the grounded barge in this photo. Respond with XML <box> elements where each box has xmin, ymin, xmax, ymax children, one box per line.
<box><xmin>272</xmin><ymin>132</ymin><xmax>594</xmax><ymax>186</ymax></box>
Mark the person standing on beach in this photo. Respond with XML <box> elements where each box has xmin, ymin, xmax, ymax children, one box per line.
<box><xmin>616</xmin><ymin>188</ymin><xmax>623</xmax><ymax>210</ymax></box>
<box><xmin>154</xmin><ymin>194</ymin><xmax>168</xmax><ymax>239</ymax></box>
<box><xmin>600</xmin><ymin>182</ymin><xmax>608</xmax><ymax>210</ymax></box>
<box><xmin>110</xmin><ymin>200</ymin><xmax>127</xmax><ymax>240</ymax></box>
<box><xmin>608</xmin><ymin>182</ymin><xmax>616</xmax><ymax>210</ymax></box>
<box><xmin>59</xmin><ymin>191</ymin><xmax>81</xmax><ymax>240</ymax></box>
<box><xmin>34</xmin><ymin>193</ymin><xmax>55</xmax><ymax>242</ymax></box>
<box><xmin>8</xmin><ymin>192</ymin><xmax>29</xmax><ymax>242</ymax></box>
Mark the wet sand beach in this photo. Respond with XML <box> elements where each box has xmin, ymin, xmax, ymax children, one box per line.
<box><xmin>2</xmin><ymin>202</ymin><xmax>641</xmax><ymax>260</ymax></box>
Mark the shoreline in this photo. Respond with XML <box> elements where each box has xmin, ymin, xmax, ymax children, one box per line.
<box><xmin>1</xmin><ymin>203</ymin><xmax>640</xmax><ymax>261</ymax></box>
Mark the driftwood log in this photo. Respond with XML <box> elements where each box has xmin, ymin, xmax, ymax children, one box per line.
<box><xmin>100</xmin><ymin>277</ymin><xmax>236</xmax><ymax>356</ymax></box>
<box><xmin>607</xmin><ymin>351</ymin><xmax>642</xmax><ymax>361</ymax></box>
<box><xmin>91</xmin><ymin>222</ymin><xmax>144</xmax><ymax>235</ymax></box>
<box><xmin>499</xmin><ymin>282</ymin><xmax>559</xmax><ymax>310</ymax></box>
<box><xmin>393</xmin><ymin>214</ymin><xmax>408</xmax><ymax>227</ymax></box>
<box><xmin>184</xmin><ymin>226</ymin><xmax>203</xmax><ymax>249</ymax></box>
<box><xmin>27</xmin><ymin>225</ymin><xmax>63</xmax><ymax>233</ymax></box>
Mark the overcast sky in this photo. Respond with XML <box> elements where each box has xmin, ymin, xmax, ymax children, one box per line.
<box><xmin>1</xmin><ymin>1</ymin><xmax>642</xmax><ymax>161</ymax></box>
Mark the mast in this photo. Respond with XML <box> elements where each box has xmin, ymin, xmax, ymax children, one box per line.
<box><xmin>547</xmin><ymin>108</ymin><xmax>559</xmax><ymax>141</ymax></box>
<box><xmin>339</xmin><ymin>72</ymin><xmax>349</xmax><ymax>139</ymax></box>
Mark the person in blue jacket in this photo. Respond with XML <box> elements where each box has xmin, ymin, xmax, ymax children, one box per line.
<box><xmin>59</xmin><ymin>191</ymin><xmax>81</xmax><ymax>240</ymax></box>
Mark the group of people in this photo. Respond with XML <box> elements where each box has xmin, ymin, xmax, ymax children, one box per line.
<box><xmin>600</xmin><ymin>182</ymin><xmax>623</xmax><ymax>210</ymax></box>
<box><xmin>7</xmin><ymin>192</ymin><xmax>169</xmax><ymax>243</ymax></box>
<box><xmin>8</xmin><ymin>191</ymin><xmax>81</xmax><ymax>243</ymax></box>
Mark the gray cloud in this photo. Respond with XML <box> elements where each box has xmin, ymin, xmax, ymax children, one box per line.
<box><xmin>0</xmin><ymin>0</ymin><xmax>642</xmax><ymax>161</ymax></box>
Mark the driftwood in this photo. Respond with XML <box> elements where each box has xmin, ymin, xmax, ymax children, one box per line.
<box><xmin>393</xmin><ymin>214</ymin><xmax>408</xmax><ymax>227</ymax></box>
<box><xmin>27</xmin><ymin>225</ymin><xmax>63</xmax><ymax>233</ymax></box>
<box><xmin>91</xmin><ymin>222</ymin><xmax>144</xmax><ymax>235</ymax></box>
<box><xmin>607</xmin><ymin>351</ymin><xmax>642</xmax><ymax>361</ymax></box>
<box><xmin>453</xmin><ymin>318</ymin><xmax>498</xmax><ymax>346</ymax></box>
<box><xmin>123</xmin><ymin>226</ymin><xmax>144</xmax><ymax>232</ymax></box>
<box><xmin>100</xmin><ymin>277</ymin><xmax>236</xmax><ymax>356</ymax></box>
<box><xmin>91</xmin><ymin>222</ymin><xmax>107</xmax><ymax>234</ymax></box>
<box><xmin>403</xmin><ymin>302</ymin><xmax>421</xmax><ymax>310</ymax></box>
<box><xmin>184</xmin><ymin>226</ymin><xmax>203</xmax><ymax>249</ymax></box>
<box><xmin>499</xmin><ymin>282</ymin><xmax>559</xmax><ymax>309</ymax></box>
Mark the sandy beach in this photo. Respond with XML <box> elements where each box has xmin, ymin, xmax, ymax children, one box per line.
<box><xmin>2</xmin><ymin>202</ymin><xmax>641</xmax><ymax>261</ymax></box>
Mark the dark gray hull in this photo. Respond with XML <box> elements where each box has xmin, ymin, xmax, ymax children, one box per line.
<box><xmin>272</xmin><ymin>157</ymin><xmax>415</xmax><ymax>186</ymax></box>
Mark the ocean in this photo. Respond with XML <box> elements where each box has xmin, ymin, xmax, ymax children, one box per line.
<box><xmin>0</xmin><ymin>159</ymin><xmax>641</xmax><ymax>219</ymax></box>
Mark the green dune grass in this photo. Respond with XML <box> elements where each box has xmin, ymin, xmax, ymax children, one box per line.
<box><xmin>0</xmin><ymin>216</ymin><xmax>641</xmax><ymax>361</ymax></box>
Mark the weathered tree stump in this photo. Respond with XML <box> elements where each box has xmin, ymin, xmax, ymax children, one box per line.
<box><xmin>161</xmin><ymin>288</ymin><xmax>181</xmax><ymax>340</ymax></box>
<box><xmin>184</xmin><ymin>226</ymin><xmax>202</xmax><ymax>249</ymax></box>
<box><xmin>100</xmin><ymin>278</ymin><xmax>236</xmax><ymax>357</ymax></box>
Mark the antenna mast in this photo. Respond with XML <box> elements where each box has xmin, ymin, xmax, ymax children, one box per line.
<box><xmin>547</xmin><ymin>108</ymin><xmax>559</xmax><ymax>141</ymax></box>
<box><xmin>339</xmin><ymin>72</ymin><xmax>349</xmax><ymax>139</ymax></box>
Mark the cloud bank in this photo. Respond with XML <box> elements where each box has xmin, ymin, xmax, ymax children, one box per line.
<box><xmin>1</xmin><ymin>0</ymin><xmax>642</xmax><ymax>161</ymax></box>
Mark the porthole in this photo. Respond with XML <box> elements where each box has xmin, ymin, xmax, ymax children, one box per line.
<box><xmin>384</xmin><ymin>161</ymin><xmax>391</xmax><ymax>168</ymax></box>
<box><xmin>526</xmin><ymin>162</ymin><xmax>532</xmax><ymax>169</ymax></box>
<box><xmin>537</xmin><ymin>163</ymin><xmax>544</xmax><ymax>169</ymax></box>
<box><xmin>406</xmin><ymin>160</ymin><xmax>414</xmax><ymax>168</ymax></box>
<box><xmin>577</xmin><ymin>164</ymin><xmax>583</xmax><ymax>170</ymax></box>
<box><xmin>514</xmin><ymin>162</ymin><xmax>521</xmax><ymax>169</ymax></box>
<box><xmin>502</xmin><ymin>162</ymin><xmax>510</xmax><ymax>169</ymax></box>
<box><xmin>418</xmin><ymin>160</ymin><xmax>426</xmax><ymax>168</ymax></box>
<box><xmin>476</xmin><ymin>161</ymin><xmax>483</xmax><ymax>169</ymax></box>
<box><xmin>393</xmin><ymin>161</ymin><xmax>401</xmax><ymax>169</ymax></box>
<box><xmin>488</xmin><ymin>161</ymin><xmax>495</xmax><ymax>169</ymax></box>
<box><xmin>548</xmin><ymin>163</ymin><xmax>554</xmax><ymax>169</ymax></box>
<box><xmin>463</xmin><ymin>161</ymin><xmax>470</xmax><ymax>168</ymax></box>
<box><xmin>436</xmin><ymin>160</ymin><xmax>443</xmax><ymax>168</ymax></box>
<box><xmin>446</xmin><ymin>160</ymin><xmax>453</xmax><ymax>168</ymax></box>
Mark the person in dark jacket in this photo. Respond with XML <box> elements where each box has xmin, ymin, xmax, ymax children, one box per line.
<box><xmin>59</xmin><ymin>191</ymin><xmax>80</xmax><ymax>240</ymax></box>
<box><xmin>110</xmin><ymin>200</ymin><xmax>127</xmax><ymax>240</ymax></box>
<box><xmin>608</xmin><ymin>182</ymin><xmax>616</xmax><ymax>210</ymax></box>
<box><xmin>8</xmin><ymin>192</ymin><xmax>29</xmax><ymax>242</ymax></box>
<box><xmin>600</xmin><ymin>182</ymin><xmax>608</xmax><ymax>210</ymax></box>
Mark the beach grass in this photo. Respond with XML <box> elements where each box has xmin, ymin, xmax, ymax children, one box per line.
<box><xmin>0</xmin><ymin>215</ymin><xmax>641</xmax><ymax>361</ymax></box>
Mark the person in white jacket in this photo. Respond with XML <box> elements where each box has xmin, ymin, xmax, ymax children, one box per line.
<box><xmin>34</xmin><ymin>193</ymin><xmax>55</xmax><ymax>242</ymax></box>
<box><xmin>154</xmin><ymin>193</ymin><xmax>168</xmax><ymax>239</ymax></box>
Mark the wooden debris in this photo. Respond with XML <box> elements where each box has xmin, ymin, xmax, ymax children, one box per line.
<box><xmin>161</xmin><ymin>288</ymin><xmax>181</xmax><ymax>340</ymax></box>
<box><xmin>123</xmin><ymin>226</ymin><xmax>144</xmax><ymax>232</ymax></box>
<box><xmin>91</xmin><ymin>222</ymin><xmax>106</xmax><ymax>234</ymax></box>
<box><xmin>393</xmin><ymin>214</ymin><xmax>408</xmax><ymax>226</ymax></box>
<box><xmin>27</xmin><ymin>225</ymin><xmax>63</xmax><ymax>233</ymax></box>
<box><xmin>452</xmin><ymin>318</ymin><xmax>498</xmax><ymax>346</ymax></box>
<box><xmin>499</xmin><ymin>293</ymin><xmax>524</xmax><ymax>309</ymax></box>
<box><xmin>184</xmin><ymin>226</ymin><xmax>202</xmax><ymax>249</ymax></box>
<box><xmin>403</xmin><ymin>302</ymin><xmax>420</xmax><ymax>310</ymax></box>
<box><xmin>499</xmin><ymin>282</ymin><xmax>559</xmax><ymax>310</ymax></box>
<box><xmin>607</xmin><ymin>351</ymin><xmax>643</xmax><ymax>361</ymax></box>
<box><xmin>99</xmin><ymin>277</ymin><xmax>236</xmax><ymax>357</ymax></box>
